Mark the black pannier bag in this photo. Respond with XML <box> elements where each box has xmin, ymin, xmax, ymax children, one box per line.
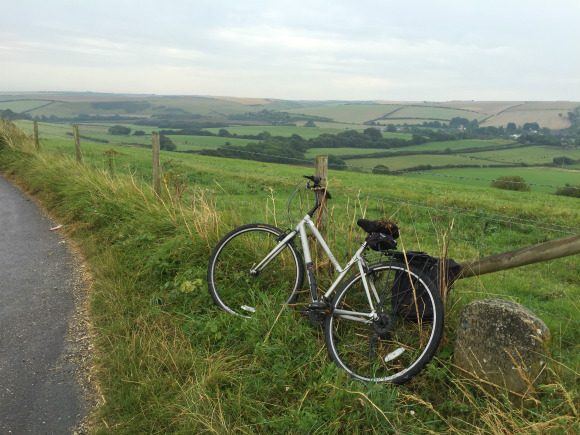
<box><xmin>389</xmin><ymin>251</ymin><xmax>461</xmax><ymax>321</ymax></box>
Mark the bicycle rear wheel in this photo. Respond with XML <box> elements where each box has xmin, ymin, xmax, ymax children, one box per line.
<box><xmin>325</xmin><ymin>261</ymin><xmax>443</xmax><ymax>383</ymax></box>
<box><xmin>207</xmin><ymin>224</ymin><xmax>304</xmax><ymax>317</ymax></box>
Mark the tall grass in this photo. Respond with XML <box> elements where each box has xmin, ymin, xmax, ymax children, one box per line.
<box><xmin>0</xmin><ymin>122</ymin><xmax>577</xmax><ymax>433</ymax></box>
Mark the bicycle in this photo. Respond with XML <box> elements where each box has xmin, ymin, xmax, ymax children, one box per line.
<box><xmin>207</xmin><ymin>176</ymin><xmax>443</xmax><ymax>383</ymax></box>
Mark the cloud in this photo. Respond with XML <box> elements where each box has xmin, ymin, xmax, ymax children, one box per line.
<box><xmin>0</xmin><ymin>0</ymin><xmax>579</xmax><ymax>100</ymax></box>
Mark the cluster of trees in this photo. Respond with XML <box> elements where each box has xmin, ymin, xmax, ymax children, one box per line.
<box><xmin>0</xmin><ymin>109</ymin><xmax>31</xmax><ymax>121</ymax></box>
<box><xmin>227</xmin><ymin>110</ymin><xmax>331</xmax><ymax>125</ymax></box>
<box><xmin>90</xmin><ymin>101</ymin><xmax>151</xmax><ymax>113</ymax></box>
<box><xmin>108</xmin><ymin>125</ymin><xmax>132</xmax><ymax>135</ymax></box>
<box><xmin>553</xmin><ymin>156</ymin><xmax>578</xmax><ymax>166</ymax></box>
<box><xmin>199</xmin><ymin>127</ymin><xmax>463</xmax><ymax>167</ymax></box>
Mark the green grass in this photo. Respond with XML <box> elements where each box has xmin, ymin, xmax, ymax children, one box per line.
<box><xmin>167</xmin><ymin>135</ymin><xmax>260</xmax><ymax>151</ymax></box>
<box><xmin>407</xmin><ymin>166</ymin><xmax>580</xmax><ymax>193</ymax></box>
<box><xmin>384</xmin><ymin>106</ymin><xmax>484</xmax><ymax>121</ymax></box>
<box><xmin>348</xmin><ymin>154</ymin><xmax>504</xmax><ymax>171</ymax></box>
<box><xmin>403</xmin><ymin>139</ymin><xmax>514</xmax><ymax>152</ymax></box>
<box><xmin>1</xmin><ymin>123</ymin><xmax>578</xmax><ymax>433</ymax></box>
<box><xmin>287</xmin><ymin>103</ymin><xmax>402</xmax><ymax>123</ymax></box>
<box><xmin>469</xmin><ymin>146</ymin><xmax>580</xmax><ymax>165</ymax></box>
<box><xmin>305</xmin><ymin>148</ymin><xmax>389</xmax><ymax>158</ymax></box>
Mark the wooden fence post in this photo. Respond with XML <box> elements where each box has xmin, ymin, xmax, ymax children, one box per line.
<box><xmin>152</xmin><ymin>132</ymin><xmax>161</xmax><ymax>195</ymax></box>
<box><xmin>33</xmin><ymin>120</ymin><xmax>40</xmax><ymax>150</ymax></box>
<box><xmin>315</xmin><ymin>155</ymin><xmax>328</xmax><ymax>227</ymax></box>
<box><xmin>72</xmin><ymin>125</ymin><xmax>83</xmax><ymax>163</ymax></box>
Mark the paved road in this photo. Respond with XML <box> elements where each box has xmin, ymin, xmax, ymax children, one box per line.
<box><xmin>0</xmin><ymin>175</ymin><xmax>86</xmax><ymax>433</ymax></box>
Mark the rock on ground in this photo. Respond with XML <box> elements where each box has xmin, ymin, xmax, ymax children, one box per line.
<box><xmin>454</xmin><ymin>298</ymin><xmax>550</xmax><ymax>395</ymax></box>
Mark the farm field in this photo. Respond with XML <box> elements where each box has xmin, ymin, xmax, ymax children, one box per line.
<box><xmin>468</xmin><ymin>145</ymin><xmax>580</xmax><ymax>165</ymax></box>
<box><xmin>204</xmin><ymin>125</ymin><xmax>344</xmax><ymax>138</ymax></box>
<box><xmin>381</xmin><ymin>105</ymin><xmax>483</xmax><ymax>121</ymax></box>
<box><xmin>0</xmin><ymin>99</ymin><xmax>52</xmax><ymax>112</ymax></box>
<box><xmin>167</xmin><ymin>134</ymin><xmax>259</xmax><ymax>151</ymax></box>
<box><xmin>406</xmin><ymin>166</ymin><xmax>580</xmax><ymax>193</ymax></box>
<box><xmin>305</xmin><ymin>147</ymin><xmax>387</xmax><ymax>158</ymax></box>
<box><xmin>347</xmin><ymin>153</ymin><xmax>504</xmax><ymax>171</ymax></box>
<box><xmin>305</xmin><ymin>139</ymin><xmax>519</xmax><ymax>159</ymax></box>
<box><xmin>402</xmin><ymin>138</ymin><xmax>514</xmax><ymax>152</ymax></box>
<box><xmin>288</xmin><ymin>103</ymin><xmax>401</xmax><ymax>123</ymax></box>
<box><xmin>14</xmin><ymin>120</ymin><xmax>152</xmax><ymax>146</ymax></box>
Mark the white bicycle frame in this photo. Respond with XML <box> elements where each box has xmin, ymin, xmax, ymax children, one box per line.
<box><xmin>250</xmin><ymin>214</ymin><xmax>380</xmax><ymax>323</ymax></box>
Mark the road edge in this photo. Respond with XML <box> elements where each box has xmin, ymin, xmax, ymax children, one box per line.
<box><xmin>0</xmin><ymin>171</ymin><xmax>101</xmax><ymax>434</ymax></box>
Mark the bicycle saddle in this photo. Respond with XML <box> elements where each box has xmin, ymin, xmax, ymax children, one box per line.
<box><xmin>356</xmin><ymin>219</ymin><xmax>400</xmax><ymax>239</ymax></box>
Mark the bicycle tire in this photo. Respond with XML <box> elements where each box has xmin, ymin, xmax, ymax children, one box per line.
<box><xmin>207</xmin><ymin>224</ymin><xmax>305</xmax><ymax>317</ymax></box>
<box><xmin>324</xmin><ymin>261</ymin><xmax>443</xmax><ymax>384</ymax></box>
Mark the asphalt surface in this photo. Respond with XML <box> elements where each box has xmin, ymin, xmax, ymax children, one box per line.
<box><xmin>0</xmin><ymin>175</ymin><xmax>85</xmax><ymax>433</ymax></box>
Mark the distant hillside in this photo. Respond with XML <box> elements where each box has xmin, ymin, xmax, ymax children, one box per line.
<box><xmin>0</xmin><ymin>92</ymin><xmax>578</xmax><ymax>130</ymax></box>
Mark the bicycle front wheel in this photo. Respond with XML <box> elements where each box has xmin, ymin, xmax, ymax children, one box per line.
<box><xmin>207</xmin><ymin>224</ymin><xmax>304</xmax><ymax>317</ymax></box>
<box><xmin>325</xmin><ymin>262</ymin><xmax>443</xmax><ymax>383</ymax></box>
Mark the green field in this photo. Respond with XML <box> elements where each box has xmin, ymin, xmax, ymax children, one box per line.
<box><xmin>0</xmin><ymin>99</ymin><xmax>52</xmax><ymax>112</ymax></box>
<box><xmin>383</xmin><ymin>106</ymin><xmax>483</xmax><ymax>121</ymax></box>
<box><xmin>403</xmin><ymin>138</ymin><xmax>514</xmax><ymax>152</ymax></box>
<box><xmin>287</xmin><ymin>103</ymin><xmax>401</xmax><ymax>123</ymax></box>
<box><xmin>348</xmin><ymin>154</ymin><xmax>506</xmax><ymax>171</ymax></box>
<box><xmin>469</xmin><ymin>145</ymin><xmax>580</xmax><ymax>165</ymax></box>
<box><xmin>1</xmin><ymin>121</ymin><xmax>578</xmax><ymax>433</ymax></box>
<box><xmin>167</xmin><ymin>134</ymin><xmax>260</xmax><ymax>151</ymax></box>
<box><xmin>204</xmin><ymin>125</ymin><xmax>343</xmax><ymax>138</ymax></box>
<box><xmin>407</xmin><ymin>166</ymin><xmax>580</xmax><ymax>193</ymax></box>
<box><xmin>305</xmin><ymin>147</ymin><xmax>388</xmax><ymax>158</ymax></box>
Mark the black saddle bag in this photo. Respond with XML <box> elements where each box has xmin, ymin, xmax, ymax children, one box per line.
<box><xmin>389</xmin><ymin>251</ymin><xmax>460</xmax><ymax>321</ymax></box>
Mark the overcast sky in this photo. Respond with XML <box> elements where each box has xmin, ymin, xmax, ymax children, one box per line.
<box><xmin>1</xmin><ymin>0</ymin><xmax>579</xmax><ymax>100</ymax></box>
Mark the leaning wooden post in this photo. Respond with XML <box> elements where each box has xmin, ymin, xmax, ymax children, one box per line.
<box><xmin>33</xmin><ymin>120</ymin><xmax>40</xmax><ymax>150</ymax></box>
<box><xmin>314</xmin><ymin>155</ymin><xmax>328</xmax><ymax>228</ymax></box>
<box><xmin>72</xmin><ymin>124</ymin><xmax>83</xmax><ymax>163</ymax></box>
<box><xmin>151</xmin><ymin>132</ymin><xmax>161</xmax><ymax>195</ymax></box>
<box><xmin>458</xmin><ymin>234</ymin><xmax>580</xmax><ymax>279</ymax></box>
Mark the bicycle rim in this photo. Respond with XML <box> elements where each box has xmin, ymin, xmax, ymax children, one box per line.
<box><xmin>209</xmin><ymin>225</ymin><xmax>302</xmax><ymax>317</ymax></box>
<box><xmin>326</xmin><ymin>263</ymin><xmax>442</xmax><ymax>383</ymax></box>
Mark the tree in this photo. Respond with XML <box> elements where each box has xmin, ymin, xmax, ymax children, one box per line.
<box><xmin>449</xmin><ymin>117</ymin><xmax>470</xmax><ymax>129</ymax></box>
<box><xmin>304</xmin><ymin>120</ymin><xmax>316</xmax><ymax>127</ymax></box>
<box><xmin>108</xmin><ymin>125</ymin><xmax>131</xmax><ymax>135</ymax></box>
<box><xmin>363</xmin><ymin>127</ymin><xmax>382</xmax><ymax>141</ymax></box>
<box><xmin>160</xmin><ymin>134</ymin><xmax>176</xmax><ymax>151</ymax></box>
<box><xmin>328</xmin><ymin>154</ymin><xmax>346</xmax><ymax>170</ymax></box>
<box><xmin>133</xmin><ymin>130</ymin><xmax>146</xmax><ymax>136</ymax></box>
<box><xmin>218</xmin><ymin>128</ymin><xmax>231</xmax><ymax>137</ymax></box>
<box><xmin>506</xmin><ymin>122</ymin><xmax>517</xmax><ymax>132</ymax></box>
<box><xmin>523</xmin><ymin>122</ymin><xmax>540</xmax><ymax>132</ymax></box>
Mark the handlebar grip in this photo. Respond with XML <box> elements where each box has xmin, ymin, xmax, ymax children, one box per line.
<box><xmin>303</xmin><ymin>175</ymin><xmax>321</xmax><ymax>184</ymax></box>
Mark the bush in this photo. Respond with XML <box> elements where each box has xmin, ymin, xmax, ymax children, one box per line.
<box><xmin>555</xmin><ymin>184</ymin><xmax>580</xmax><ymax>198</ymax></box>
<box><xmin>160</xmin><ymin>134</ymin><xmax>176</xmax><ymax>151</ymax></box>
<box><xmin>133</xmin><ymin>130</ymin><xmax>146</xmax><ymax>136</ymax></box>
<box><xmin>108</xmin><ymin>125</ymin><xmax>131</xmax><ymax>135</ymax></box>
<box><xmin>553</xmin><ymin>156</ymin><xmax>576</xmax><ymax>166</ymax></box>
<box><xmin>491</xmin><ymin>176</ymin><xmax>530</xmax><ymax>192</ymax></box>
<box><xmin>372</xmin><ymin>164</ymin><xmax>390</xmax><ymax>174</ymax></box>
